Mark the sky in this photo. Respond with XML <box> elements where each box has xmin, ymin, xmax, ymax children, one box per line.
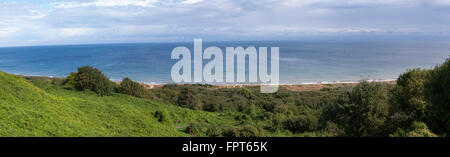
<box><xmin>1</xmin><ymin>0</ymin><xmax>450</xmax><ymax>47</ymax></box>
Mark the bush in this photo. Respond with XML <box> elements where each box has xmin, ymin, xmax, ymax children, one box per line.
<box><xmin>271</xmin><ymin>114</ymin><xmax>285</xmax><ymax>131</ymax></box>
<box><xmin>63</xmin><ymin>72</ymin><xmax>77</xmax><ymax>89</ymax></box>
<box><xmin>283</xmin><ymin>114</ymin><xmax>319</xmax><ymax>133</ymax></box>
<box><xmin>206</xmin><ymin>126</ymin><xmax>222</xmax><ymax>137</ymax></box>
<box><xmin>324</xmin><ymin>121</ymin><xmax>344</xmax><ymax>137</ymax></box>
<box><xmin>390</xmin><ymin>122</ymin><xmax>438</xmax><ymax>137</ymax></box>
<box><xmin>177</xmin><ymin>88</ymin><xmax>202</xmax><ymax>110</ymax></box>
<box><xmin>151</xmin><ymin>87</ymin><xmax>178</xmax><ymax>103</ymax></box>
<box><xmin>235</xmin><ymin>114</ymin><xmax>252</xmax><ymax>124</ymax></box>
<box><xmin>426</xmin><ymin>58</ymin><xmax>450</xmax><ymax>135</ymax></box>
<box><xmin>154</xmin><ymin>110</ymin><xmax>171</xmax><ymax>124</ymax></box>
<box><xmin>274</xmin><ymin>103</ymin><xmax>290</xmax><ymax>114</ymax></box>
<box><xmin>384</xmin><ymin>112</ymin><xmax>412</xmax><ymax>134</ymax></box>
<box><xmin>203</xmin><ymin>103</ymin><xmax>221</xmax><ymax>112</ymax></box>
<box><xmin>222</xmin><ymin>125</ymin><xmax>263</xmax><ymax>137</ymax></box>
<box><xmin>232</xmin><ymin>94</ymin><xmax>249</xmax><ymax>112</ymax></box>
<box><xmin>391</xmin><ymin>68</ymin><xmax>430</xmax><ymax>121</ymax></box>
<box><xmin>185</xmin><ymin>122</ymin><xmax>206</xmax><ymax>136</ymax></box>
<box><xmin>334</xmin><ymin>81</ymin><xmax>389</xmax><ymax>137</ymax></box>
<box><xmin>119</xmin><ymin>77</ymin><xmax>147</xmax><ymax>98</ymax></box>
<box><xmin>238</xmin><ymin>88</ymin><xmax>253</xmax><ymax>99</ymax></box>
<box><xmin>262</xmin><ymin>100</ymin><xmax>280</xmax><ymax>112</ymax></box>
<box><xmin>74</xmin><ymin>66</ymin><xmax>115</xmax><ymax>96</ymax></box>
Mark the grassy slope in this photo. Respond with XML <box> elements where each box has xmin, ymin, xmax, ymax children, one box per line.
<box><xmin>0</xmin><ymin>71</ymin><xmax>232</xmax><ymax>137</ymax></box>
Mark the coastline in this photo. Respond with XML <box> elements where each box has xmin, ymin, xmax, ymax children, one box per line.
<box><xmin>114</xmin><ymin>78</ymin><xmax>397</xmax><ymax>91</ymax></box>
<box><xmin>16</xmin><ymin>74</ymin><xmax>396</xmax><ymax>92</ymax></box>
<box><xmin>139</xmin><ymin>80</ymin><xmax>396</xmax><ymax>92</ymax></box>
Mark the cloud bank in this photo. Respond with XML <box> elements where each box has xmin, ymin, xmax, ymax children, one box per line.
<box><xmin>1</xmin><ymin>0</ymin><xmax>450</xmax><ymax>46</ymax></box>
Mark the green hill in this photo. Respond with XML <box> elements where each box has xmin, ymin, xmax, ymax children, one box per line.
<box><xmin>0</xmin><ymin>71</ymin><xmax>228</xmax><ymax>136</ymax></box>
<box><xmin>3</xmin><ymin>58</ymin><xmax>446</xmax><ymax>137</ymax></box>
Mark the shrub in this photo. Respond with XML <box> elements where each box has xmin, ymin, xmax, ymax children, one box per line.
<box><xmin>257</xmin><ymin>111</ymin><xmax>273</xmax><ymax>121</ymax></box>
<box><xmin>74</xmin><ymin>66</ymin><xmax>115</xmax><ymax>96</ymax></box>
<box><xmin>334</xmin><ymin>81</ymin><xmax>389</xmax><ymax>137</ymax></box>
<box><xmin>177</xmin><ymin>87</ymin><xmax>202</xmax><ymax>110</ymax></box>
<box><xmin>154</xmin><ymin>110</ymin><xmax>171</xmax><ymax>124</ymax></box>
<box><xmin>274</xmin><ymin>103</ymin><xmax>290</xmax><ymax>114</ymax></box>
<box><xmin>271</xmin><ymin>114</ymin><xmax>285</xmax><ymax>131</ymax></box>
<box><xmin>324</xmin><ymin>121</ymin><xmax>344</xmax><ymax>137</ymax></box>
<box><xmin>426</xmin><ymin>58</ymin><xmax>450</xmax><ymax>135</ymax></box>
<box><xmin>238</xmin><ymin>88</ymin><xmax>253</xmax><ymax>99</ymax></box>
<box><xmin>206</xmin><ymin>126</ymin><xmax>222</xmax><ymax>137</ymax></box>
<box><xmin>384</xmin><ymin>112</ymin><xmax>412</xmax><ymax>134</ymax></box>
<box><xmin>391</xmin><ymin>68</ymin><xmax>430</xmax><ymax>121</ymax></box>
<box><xmin>222</xmin><ymin>125</ymin><xmax>263</xmax><ymax>137</ymax></box>
<box><xmin>239</xmin><ymin>125</ymin><xmax>264</xmax><ymax>137</ymax></box>
<box><xmin>152</xmin><ymin>87</ymin><xmax>178</xmax><ymax>103</ymax></box>
<box><xmin>119</xmin><ymin>77</ymin><xmax>147</xmax><ymax>98</ymax></box>
<box><xmin>232</xmin><ymin>94</ymin><xmax>249</xmax><ymax>112</ymax></box>
<box><xmin>203</xmin><ymin>103</ymin><xmax>221</xmax><ymax>112</ymax></box>
<box><xmin>390</xmin><ymin>122</ymin><xmax>438</xmax><ymax>137</ymax></box>
<box><xmin>63</xmin><ymin>72</ymin><xmax>77</xmax><ymax>88</ymax></box>
<box><xmin>283</xmin><ymin>114</ymin><xmax>319</xmax><ymax>133</ymax></box>
<box><xmin>235</xmin><ymin>114</ymin><xmax>252</xmax><ymax>123</ymax></box>
<box><xmin>185</xmin><ymin>122</ymin><xmax>205</xmax><ymax>136</ymax></box>
<box><xmin>262</xmin><ymin>100</ymin><xmax>282</xmax><ymax>112</ymax></box>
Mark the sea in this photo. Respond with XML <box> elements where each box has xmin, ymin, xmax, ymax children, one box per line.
<box><xmin>0</xmin><ymin>40</ymin><xmax>449</xmax><ymax>85</ymax></box>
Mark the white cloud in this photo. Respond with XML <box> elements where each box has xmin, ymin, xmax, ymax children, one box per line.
<box><xmin>59</xmin><ymin>28</ymin><xmax>96</xmax><ymax>37</ymax></box>
<box><xmin>54</xmin><ymin>0</ymin><xmax>158</xmax><ymax>8</ymax></box>
<box><xmin>181</xmin><ymin>0</ymin><xmax>203</xmax><ymax>4</ymax></box>
<box><xmin>1</xmin><ymin>0</ymin><xmax>450</xmax><ymax>46</ymax></box>
<box><xmin>430</xmin><ymin>0</ymin><xmax>450</xmax><ymax>5</ymax></box>
<box><xmin>280</xmin><ymin>0</ymin><xmax>332</xmax><ymax>7</ymax></box>
<box><xmin>278</xmin><ymin>0</ymin><xmax>450</xmax><ymax>8</ymax></box>
<box><xmin>0</xmin><ymin>27</ymin><xmax>20</xmax><ymax>37</ymax></box>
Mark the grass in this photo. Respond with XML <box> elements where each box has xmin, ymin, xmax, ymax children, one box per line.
<box><xmin>2</xmin><ymin>59</ymin><xmax>446</xmax><ymax>137</ymax></box>
<box><xmin>0</xmin><ymin>70</ymin><xmax>381</xmax><ymax>137</ymax></box>
<box><xmin>0</xmin><ymin>71</ymin><xmax>233</xmax><ymax>137</ymax></box>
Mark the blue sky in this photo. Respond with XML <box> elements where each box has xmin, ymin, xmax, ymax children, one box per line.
<box><xmin>1</xmin><ymin>0</ymin><xmax>450</xmax><ymax>46</ymax></box>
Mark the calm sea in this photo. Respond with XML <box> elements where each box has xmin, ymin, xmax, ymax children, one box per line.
<box><xmin>0</xmin><ymin>40</ymin><xmax>449</xmax><ymax>84</ymax></box>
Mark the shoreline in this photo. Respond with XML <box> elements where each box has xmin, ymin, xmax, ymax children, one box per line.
<box><xmin>16</xmin><ymin>74</ymin><xmax>397</xmax><ymax>92</ymax></box>
<box><xmin>112</xmin><ymin>80</ymin><xmax>396</xmax><ymax>92</ymax></box>
<box><xmin>113</xmin><ymin>78</ymin><xmax>397</xmax><ymax>91</ymax></box>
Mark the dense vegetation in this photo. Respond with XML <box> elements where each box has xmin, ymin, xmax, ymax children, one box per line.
<box><xmin>0</xmin><ymin>58</ymin><xmax>449</xmax><ymax>137</ymax></box>
<box><xmin>72</xmin><ymin>66</ymin><xmax>116</xmax><ymax>96</ymax></box>
<box><xmin>118</xmin><ymin>77</ymin><xmax>147</xmax><ymax>98</ymax></box>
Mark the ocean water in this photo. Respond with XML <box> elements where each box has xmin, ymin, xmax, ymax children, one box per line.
<box><xmin>0</xmin><ymin>40</ymin><xmax>449</xmax><ymax>84</ymax></box>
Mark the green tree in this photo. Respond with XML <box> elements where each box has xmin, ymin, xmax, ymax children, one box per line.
<box><xmin>425</xmin><ymin>58</ymin><xmax>450</xmax><ymax>135</ymax></box>
<box><xmin>391</xmin><ymin>68</ymin><xmax>430</xmax><ymax>121</ymax></box>
<box><xmin>334</xmin><ymin>81</ymin><xmax>389</xmax><ymax>137</ymax></box>
<box><xmin>177</xmin><ymin>87</ymin><xmax>201</xmax><ymax>110</ymax></box>
<box><xmin>119</xmin><ymin>77</ymin><xmax>147</xmax><ymax>98</ymax></box>
<box><xmin>74</xmin><ymin>66</ymin><xmax>115</xmax><ymax>96</ymax></box>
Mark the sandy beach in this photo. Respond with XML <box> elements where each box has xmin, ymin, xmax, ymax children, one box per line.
<box><xmin>19</xmin><ymin>74</ymin><xmax>396</xmax><ymax>92</ymax></box>
<box><xmin>121</xmin><ymin>80</ymin><xmax>396</xmax><ymax>92</ymax></box>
